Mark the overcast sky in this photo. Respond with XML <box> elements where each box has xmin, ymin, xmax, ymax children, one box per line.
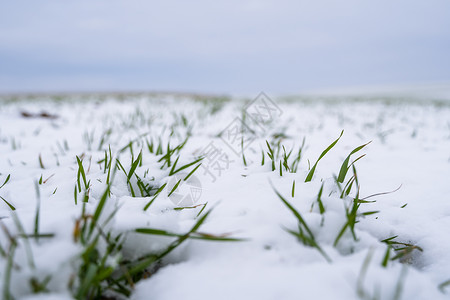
<box><xmin>1</xmin><ymin>1</ymin><xmax>450</xmax><ymax>95</ymax></box>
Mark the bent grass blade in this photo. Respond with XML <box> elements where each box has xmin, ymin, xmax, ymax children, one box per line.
<box><xmin>305</xmin><ymin>130</ymin><xmax>343</xmax><ymax>182</ymax></box>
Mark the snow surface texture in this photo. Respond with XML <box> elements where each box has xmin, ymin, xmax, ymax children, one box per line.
<box><xmin>0</xmin><ymin>94</ymin><xmax>449</xmax><ymax>299</ymax></box>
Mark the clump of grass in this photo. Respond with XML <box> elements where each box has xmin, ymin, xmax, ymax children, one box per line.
<box><xmin>71</xmin><ymin>191</ymin><xmax>127</xmax><ymax>298</ymax></box>
<box><xmin>290</xmin><ymin>137</ymin><xmax>306</xmax><ymax>173</ymax></box>
<box><xmin>356</xmin><ymin>249</ymin><xmax>408</xmax><ymax>300</ymax></box>
<box><xmin>333</xmin><ymin>190</ymin><xmax>379</xmax><ymax>247</ymax></box>
<box><xmin>83</xmin><ymin>129</ymin><xmax>95</xmax><ymax>151</ymax></box>
<box><xmin>148</xmin><ymin>135</ymin><xmax>191</xmax><ymax>170</ymax></box>
<box><xmin>119</xmin><ymin>132</ymin><xmax>152</xmax><ymax>156</ymax></box>
<box><xmin>273</xmin><ymin>185</ymin><xmax>331</xmax><ymax>262</ymax></box>
<box><xmin>97</xmin><ymin>128</ymin><xmax>112</xmax><ymax>151</ymax></box>
<box><xmin>0</xmin><ymin>204</ymin><xmax>55</xmax><ymax>299</ymax></box>
<box><xmin>71</xmin><ymin>182</ymin><xmax>240</xmax><ymax>299</ymax></box>
<box><xmin>272</xmin><ymin>135</ymin><xmax>381</xmax><ymax>259</ymax></box>
<box><xmin>381</xmin><ymin>236</ymin><xmax>423</xmax><ymax>263</ymax></box>
<box><xmin>281</xmin><ymin>145</ymin><xmax>292</xmax><ymax>172</ymax></box>
<box><xmin>116</xmin><ymin>151</ymin><xmax>144</xmax><ymax>197</ymax></box>
<box><xmin>135</xmin><ymin>209</ymin><xmax>242</xmax><ymax>242</ymax></box>
<box><xmin>135</xmin><ymin>172</ymin><xmax>155</xmax><ymax>198</ymax></box>
<box><xmin>262</xmin><ymin>138</ymin><xmax>306</xmax><ymax>175</ymax></box>
<box><xmin>339</xmin><ymin>166</ymin><xmax>358</xmax><ymax>199</ymax></box>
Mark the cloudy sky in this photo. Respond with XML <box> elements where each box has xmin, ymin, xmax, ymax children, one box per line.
<box><xmin>1</xmin><ymin>0</ymin><xmax>449</xmax><ymax>95</ymax></box>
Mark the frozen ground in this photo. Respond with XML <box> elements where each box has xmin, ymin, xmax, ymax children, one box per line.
<box><xmin>0</xmin><ymin>93</ymin><xmax>449</xmax><ymax>299</ymax></box>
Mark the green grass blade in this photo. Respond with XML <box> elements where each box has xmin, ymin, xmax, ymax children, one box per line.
<box><xmin>3</xmin><ymin>242</ymin><xmax>16</xmax><ymax>300</ymax></box>
<box><xmin>316</xmin><ymin>183</ymin><xmax>325</xmax><ymax>214</ymax></box>
<box><xmin>168</xmin><ymin>179</ymin><xmax>181</xmax><ymax>197</ymax></box>
<box><xmin>393</xmin><ymin>266</ymin><xmax>408</xmax><ymax>300</ymax></box>
<box><xmin>170</xmin><ymin>157</ymin><xmax>203</xmax><ymax>176</ymax></box>
<box><xmin>143</xmin><ymin>183</ymin><xmax>167</xmax><ymax>211</ymax></box>
<box><xmin>439</xmin><ymin>279</ymin><xmax>450</xmax><ymax>292</ymax></box>
<box><xmin>39</xmin><ymin>154</ymin><xmax>45</xmax><ymax>169</ymax></box>
<box><xmin>0</xmin><ymin>196</ymin><xmax>15</xmax><ymax>211</ymax></box>
<box><xmin>241</xmin><ymin>136</ymin><xmax>247</xmax><ymax>166</ymax></box>
<box><xmin>381</xmin><ymin>246</ymin><xmax>391</xmax><ymax>268</ymax></box>
<box><xmin>291</xmin><ymin>180</ymin><xmax>295</xmax><ymax>198</ymax></box>
<box><xmin>337</xmin><ymin>141</ymin><xmax>371</xmax><ymax>183</ymax></box>
<box><xmin>34</xmin><ymin>181</ymin><xmax>41</xmax><ymax>243</ymax></box>
<box><xmin>0</xmin><ymin>174</ymin><xmax>10</xmax><ymax>189</ymax></box>
<box><xmin>333</xmin><ymin>222</ymin><xmax>349</xmax><ymax>247</ymax></box>
<box><xmin>273</xmin><ymin>187</ymin><xmax>314</xmax><ymax>238</ymax></box>
<box><xmin>11</xmin><ymin>213</ymin><xmax>35</xmax><ymax>269</ymax></box>
<box><xmin>190</xmin><ymin>233</ymin><xmax>245</xmax><ymax>242</ymax></box>
<box><xmin>76</xmin><ymin>156</ymin><xmax>88</xmax><ymax>188</ymax></box>
<box><xmin>89</xmin><ymin>185</ymin><xmax>111</xmax><ymax>237</ymax></box>
<box><xmin>128</xmin><ymin>150</ymin><xmax>142</xmax><ymax>181</ymax></box>
<box><xmin>357</xmin><ymin>249</ymin><xmax>373</xmax><ymax>298</ymax></box>
<box><xmin>196</xmin><ymin>202</ymin><xmax>208</xmax><ymax>218</ymax></box>
<box><xmin>168</xmin><ymin>156</ymin><xmax>180</xmax><ymax>175</ymax></box>
<box><xmin>135</xmin><ymin>228</ymin><xmax>180</xmax><ymax>237</ymax></box>
<box><xmin>184</xmin><ymin>163</ymin><xmax>202</xmax><ymax>181</ymax></box>
<box><xmin>305</xmin><ymin>130</ymin><xmax>343</xmax><ymax>182</ymax></box>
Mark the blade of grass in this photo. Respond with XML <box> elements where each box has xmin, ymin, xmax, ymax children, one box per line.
<box><xmin>305</xmin><ymin>130</ymin><xmax>343</xmax><ymax>182</ymax></box>
<box><xmin>3</xmin><ymin>242</ymin><xmax>16</xmax><ymax>300</ymax></box>
<box><xmin>273</xmin><ymin>184</ymin><xmax>331</xmax><ymax>262</ymax></box>
<box><xmin>291</xmin><ymin>180</ymin><xmax>295</xmax><ymax>198</ymax></box>
<box><xmin>0</xmin><ymin>196</ymin><xmax>15</xmax><ymax>211</ymax></box>
<box><xmin>337</xmin><ymin>141</ymin><xmax>371</xmax><ymax>183</ymax></box>
<box><xmin>143</xmin><ymin>183</ymin><xmax>167</xmax><ymax>211</ymax></box>
<box><xmin>439</xmin><ymin>279</ymin><xmax>450</xmax><ymax>292</ymax></box>
<box><xmin>184</xmin><ymin>163</ymin><xmax>202</xmax><ymax>181</ymax></box>
<box><xmin>316</xmin><ymin>182</ymin><xmax>325</xmax><ymax>214</ymax></box>
<box><xmin>76</xmin><ymin>156</ymin><xmax>88</xmax><ymax>189</ymax></box>
<box><xmin>381</xmin><ymin>246</ymin><xmax>391</xmax><ymax>268</ymax></box>
<box><xmin>169</xmin><ymin>157</ymin><xmax>203</xmax><ymax>176</ymax></box>
<box><xmin>34</xmin><ymin>181</ymin><xmax>41</xmax><ymax>243</ymax></box>
<box><xmin>128</xmin><ymin>151</ymin><xmax>142</xmax><ymax>181</ymax></box>
<box><xmin>393</xmin><ymin>266</ymin><xmax>408</xmax><ymax>300</ymax></box>
<box><xmin>88</xmin><ymin>184</ymin><xmax>111</xmax><ymax>238</ymax></box>
<box><xmin>11</xmin><ymin>213</ymin><xmax>35</xmax><ymax>269</ymax></box>
<box><xmin>357</xmin><ymin>249</ymin><xmax>374</xmax><ymax>299</ymax></box>
<box><xmin>0</xmin><ymin>174</ymin><xmax>10</xmax><ymax>189</ymax></box>
<box><xmin>38</xmin><ymin>154</ymin><xmax>45</xmax><ymax>169</ymax></box>
<box><xmin>167</xmin><ymin>179</ymin><xmax>181</xmax><ymax>197</ymax></box>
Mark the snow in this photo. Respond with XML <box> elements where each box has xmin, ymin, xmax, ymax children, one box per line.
<box><xmin>0</xmin><ymin>94</ymin><xmax>449</xmax><ymax>299</ymax></box>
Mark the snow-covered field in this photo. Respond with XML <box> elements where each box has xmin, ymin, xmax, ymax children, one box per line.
<box><xmin>0</xmin><ymin>93</ymin><xmax>449</xmax><ymax>300</ymax></box>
